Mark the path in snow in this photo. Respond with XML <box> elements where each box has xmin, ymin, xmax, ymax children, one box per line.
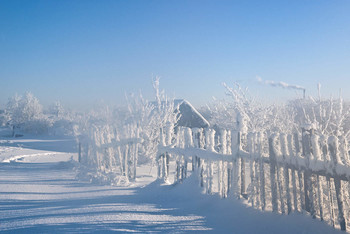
<box><xmin>0</xmin><ymin>161</ymin><xmax>210</xmax><ymax>233</ymax></box>
<box><xmin>0</xmin><ymin>132</ymin><xmax>342</xmax><ymax>233</ymax></box>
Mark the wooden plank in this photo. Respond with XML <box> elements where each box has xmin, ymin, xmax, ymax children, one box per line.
<box><xmin>269</xmin><ymin>136</ymin><xmax>278</xmax><ymax>212</ymax></box>
<box><xmin>287</xmin><ymin>134</ymin><xmax>298</xmax><ymax>212</ymax></box>
<box><xmin>302</xmin><ymin>128</ymin><xmax>316</xmax><ymax>218</ymax></box>
<box><xmin>328</xmin><ymin>136</ymin><xmax>346</xmax><ymax>231</ymax></box>
<box><xmin>280</xmin><ymin>134</ymin><xmax>292</xmax><ymax>214</ymax></box>
<box><xmin>285</xmin><ymin>168</ymin><xmax>292</xmax><ymax>214</ymax></box>
<box><xmin>257</xmin><ymin>132</ymin><xmax>266</xmax><ymax>211</ymax></box>
<box><xmin>78</xmin><ymin>142</ymin><xmax>82</xmax><ymax>163</ymax></box>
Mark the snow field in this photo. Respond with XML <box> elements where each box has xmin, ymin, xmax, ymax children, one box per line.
<box><xmin>0</xmin><ymin>134</ymin><xmax>342</xmax><ymax>233</ymax></box>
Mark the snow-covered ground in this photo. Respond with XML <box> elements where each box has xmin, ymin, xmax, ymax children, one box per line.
<box><xmin>0</xmin><ymin>130</ymin><xmax>342</xmax><ymax>233</ymax></box>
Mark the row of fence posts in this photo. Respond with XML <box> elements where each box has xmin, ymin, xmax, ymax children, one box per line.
<box><xmin>157</xmin><ymin>126</ymin><xmax>349</xmax><ymax>231</ymax></box>
<box><xmin>77</xmin><ymin>126</ymin><xmax>140</xmax><ymax>182</ymax></box>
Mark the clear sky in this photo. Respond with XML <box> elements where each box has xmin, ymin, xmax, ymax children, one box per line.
<box><xmin>1</xmin><ymin>0</ymin><xmax>350</xmax><ymax>109</ymax></box>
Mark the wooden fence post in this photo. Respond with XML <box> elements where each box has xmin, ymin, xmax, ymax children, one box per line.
<box><xmin>176</xmin><ymin>158</ymin><xmax>181</xmax><ymax>182</ymax></box>
<box><xmin>207</xmin><ymin>160</ymin><xmax>214</xmax><ymax>194</ymax></box>
<box><xmin>226</xmin><ymin>130</ymin><xmax>233</xmax><ymax>196</ymax></box>
<box><xmin>269</xmin><ymin>134</ymin><xmax>278</xmax><ymax>212</ymax></box>
<box><xmin>133</xmin><ymin>128</ymin><xmax>140</xmax><ymax>181</ymax></box>
<box><xmin>158</xmin><ymin>128</ymin><xmax>164</xmax><ymax>179</ymax></box>
<box><xmin>288</xmin><ymin>134</ymin><xmax>298</xmax><ymax>212</ymax></box>
<box><xmin>205</xmin><ymin>128</ymin><xmax>215</xmax><ymax>194</ymax></box>
<box><xmin>328</xmin><ymin>136</ymin><xmax>346</xmax><ymax>231</ymax></box>
<box><xmin>78</xmin><ymin>142</ymin><xmax>82</xmax><ymax>163</ymax></box>
<box><xmin>302</xmin><ymin>127</ymin><xmax>316</xmax><ymax>218</ymax></box>
<box><xmin>311</xmin><ymin>134</ymin><xmax>324</xmax><ymax>221</ymax></box>
<box><xmin>183</xmin><ymin>127</ymin><xmax>193</xmax><ymax>180</ymax></box>
<box><xmin>281</xmin><ymin>134</ymin><xmax>292</xmax><ymax>214</ymax></box>
<box><xmin>219</xmin><ymin>129</ymin><xmax>227</xmax><ymax>198</ymax></box>
<box><xmin>320</xmin><ymin>136</ymin><xmax>335</xmax><ymax>228</ymax></box>
<box><xmin>247</xmin><ymin>133</ymin><xmax>256</xmax><ymax>206</ymax></box>
<box><xmin>258</xmin><ymin>132</ymin><xmax>266</xmax><ymax>211</ymax></box>
<box><xmin>239</xmin><ymin>132</ymin><xmax>247</xmax><ymax>198</ymax></box>
<box><xmin>230</xmin><ymin>130</ymin><xmax>239</xmax><ymax>197</ymax></box>
<box><xmin>274</xmin><ymin>133</ymin><xmax>286</xmax><ymax>214</ymax></box>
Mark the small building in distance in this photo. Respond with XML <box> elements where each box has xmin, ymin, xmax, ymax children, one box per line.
<box><xmin>152</xmin><ymin>99</ymin><xmax>210</xmax><ymax>129</ymax></box>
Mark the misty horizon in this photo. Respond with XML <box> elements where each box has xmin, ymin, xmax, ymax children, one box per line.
<box><xmin>2</xmin><ymin>1</ymin><xmax>350</xmax><ymax>109</ymax></box>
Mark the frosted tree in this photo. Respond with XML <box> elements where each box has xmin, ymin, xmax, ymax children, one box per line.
<box><xmin>5</xmin><ymin>92</ymin><xmax>44</xmax><ymax>136</ymax></box>
<box><xmin>124</xmin><ymin>78</ymin><xmax>178</xmax><ymax>163</ymax></box>
<box><xmin>49</xmin><ymin>101</ymin><xmax>65</xmax><ymax>119</ymax></box>
<box><xmin>288</xmin><ymin>95</ymin><xmax>350</xmax><ymax>137</ymax></box>
<box><xmin>5</xmin><ymin>93</ymin><xmax>21</xmax><ymax>135</ymax></box>
<box><xmin>220</xmin><ymin>82</ymin><xmax>296</xmax><ymax>134</ymax></box>
<box><xmin>75</xmin><ymin>77</ymin><xmax>178</xmax><ymax>183</ymax></box>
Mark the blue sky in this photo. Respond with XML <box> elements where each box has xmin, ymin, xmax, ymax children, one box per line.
<box><xmin>1</xmin><ymin>0</ymin><xmax>350</xmax><ymax>108</ymax></box>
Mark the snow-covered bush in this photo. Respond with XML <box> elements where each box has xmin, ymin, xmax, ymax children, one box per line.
<box><xmin>204</xmin><ymin>82</ymin><xmax>350</xmax><ymax>140</ymax></box>
<box><xmin>3</xmin><ymin>93</ymin><xmax>78</xmax><ymax>136</ymax></box>
<box><xmin>124</xmin><ymin>93</ymin><xmax>178</xmax><ymax>163</ymax></box>
<box><xmin>287</xmin><ymin>97</ymin><xmax>350</xmax><ymax>137</ymax></box>
<box><xmin>21</xmin><ymin>118</ymin><xmax>52</xmax><ymax>134</ymax></box>
<box><xmin>49</xmin><ymin>118</ymin><xmax>75</xmax><ymax>136</ymax></box>
<box><xmin>48</xmin><ymin>101</ymin><xmax>65</xmax><ymax>119</ymax></box>
<box><xmin>75</xmin><ymin>77</ymin><xmax>178</xmax><ymax>183</ymax></box>
<box><xmin>7</xmin><ymin>93</ymin><xmax>43</xmax><ymax>124</ymax></box>
<box><xmin>205</xmin><ymin>83</ymin><xmax>296</xmax><ymax>135</ymax></box>
<box><xmin>5</xmin><ymin>92</ymin><xmax>52</xmax><ymax>135</ymax></box>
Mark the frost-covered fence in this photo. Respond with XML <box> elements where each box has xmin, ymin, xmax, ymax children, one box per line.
<box><xmin>157</xmin><ymin>126</ymin><xmax>350</xmax><ymax>231</ymax></box>
<box><xmin>78</xmin><ymin>124</ymin><xmax>142</xmax><ymax>183</ymax></box>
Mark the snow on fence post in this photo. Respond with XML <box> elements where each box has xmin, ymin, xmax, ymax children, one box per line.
<box><xmin>175</xmin><ymin>127</ymin><xmax>183</xmax><ymax>183</ymax></box>
<box><xmin>158</xmin><ymin>128</ymin><xmax>165</xmax><ymax>179</ymax></box>
<box><xmin>193</xmin><ymin>128</ymin><xmax>204</xmax><ymax>187</ymax></box>
<box><xmin>321</xmin><ymin>135</ymin><xmax>335</xmax><ymax>228</ymax></box>
<box><xmin>226</xmin><ymin>130</ymin><xmax>233</xmax><ymax>196</ymax></box>
<box><xmin>302</xmin><ymin>127</ymin><xmax>316</xmax><ymax>218</ymax></box>
<box><xmin>269</xmin><ymin>134</ymin><xmax>279</xmax><ymax>212</ymax></box>
<box><xmin>105</xmin><ymin>126</ymin><xmax>114</xmax><ymax>172</ymax></box>
<box><xmin>240</xmin><ymin>135</ymin><xmax>246</xmax><ymax>198</ymax></box>
<box><xmin>328</xmin><ymin>136</ymin><xmax>346</xmax><ymax>231</ymax></box>
<box><xmin>205</xmin><ymin>128</ymin><xmax>215</xmax><ymax>194</ymax></box>
<box><xmin>236</xmin><ymin>113</ymin><xmax>247</xmax><ymax>198</ymax></box>
<box><xmin>192</xmin><ymin>128</ymin><xmax>199</xmax><ymax>172</ymax></box>
<box><xmin>274</xmin><ymin>133</ymin><xmax>286</xmax><ymax>214</ymax></box>
<box><xmin>78</xmin><ymin>141</ymin><xmax>82</xmax><ymax>163</ymax></box>
<box><xmin>287</xmin><ymin>134</ymin><xmax>298</xmax><ymax>212</ymax></box>
<box><xmin>92</xmin><ymin>126</ymin><xmax>100</xmax><ymax>170</ymax></box>
<box><xmin>247</xmin><ymin>133</ymin><xmax>256</xmax><ymax>207</ymax></box>
<box><xmin>183</xmin><ymin>127</ymin><xmax>193</xmax><ymax>180</ymax></box>
<box><xmin>311</xmin><ymin>134</ymin><xmax>324</xmax><ymax>221</ymax></box>
<box><xmin>165</xmin><ymin>123</ymin><xmax>173</xmax><ymax>180</ymax></box>
<box><xmin>280</xmin><ymin>133</ymin><xmax>292</xmax><ymax>214</ymax></box>
<box><xmin>124</xmin><ymin>143</ymin><xmax>129</xmax><ymax>180</ymax></box>
<box><xmin>294</xmin><ymin>132</ymin><xmax>305</xmax><ymax>211</ymax></box>
<box><xmin>231</xmin><ymin>130</ymin><xmax>241</xmax><ymax>198</ymax></box>
<box><xmin>116</xmin><ymin>138</ymin><xmax>124</xmax><ymax>177</ymax></box>
<box><xmin>258</xmin><ymin>132</ymin><xmax>266</xmax><ymax>211</ymax></box>
<box><xmin>97</xmin><ymin>127</ymin><xmax>104</xmax><ymax>171</ymax></box>
<box><xmin>183</xmin><ymin>156</ymin><xmax>187</xmax><ymax>180</ymax></box>
<box><xmin>219</xmin><ymin>129</ymin><xmax>227</xmax><ymax>198</ymax></box>
<box><xmin>134</xmin><ymin>127</ymin><xmax>140</xmax><ymax>181</ymax></box>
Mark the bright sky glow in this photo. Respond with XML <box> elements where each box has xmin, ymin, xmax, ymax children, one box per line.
<box><xmin>1</xmin><ymin>0</ymin><xmax>350</xmax><ymax>108</ymax></box>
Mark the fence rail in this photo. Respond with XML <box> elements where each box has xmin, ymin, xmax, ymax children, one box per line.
<box><xmin>157</xmin><ymin>126</ymin><xmax>350</xmax><ymax>231</ymax></box>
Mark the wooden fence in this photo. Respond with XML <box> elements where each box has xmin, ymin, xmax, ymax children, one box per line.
<box><xmin>78</xmin><ymin>125</ymin><xmax>142</xmax><ymax>182</ymax></box>
<box><xmin>157</xmin><ymin>126</ymin><xmax>350</xmax><ymax>231</ymax></box>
